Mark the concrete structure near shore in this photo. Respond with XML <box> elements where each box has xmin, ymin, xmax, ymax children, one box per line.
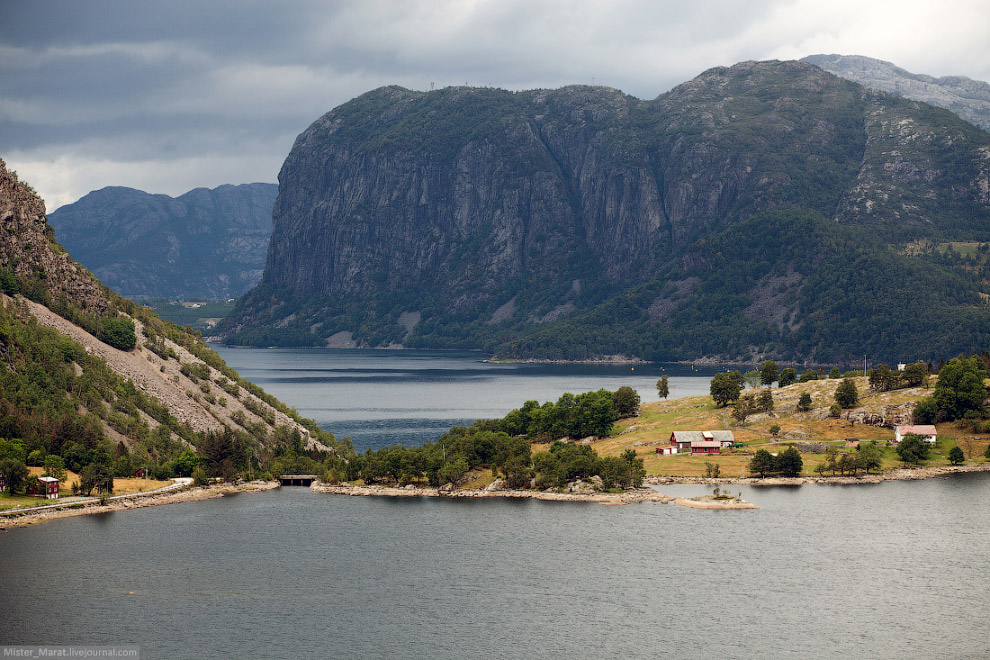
<box><xmin>278</xmin><ymin>474</ymin><xmax>318</xmax><ymax>486</ymax></box>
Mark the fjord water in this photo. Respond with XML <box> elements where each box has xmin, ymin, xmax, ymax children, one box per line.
<box><xmin>210</xmin><ymin>346</ymin><xmax>721</xmax><ymax>450</ymax></box>
<box><xmin>3</xmin><ymin>476</ymin><xmax>989</xmax><ymax>659</ymax></box>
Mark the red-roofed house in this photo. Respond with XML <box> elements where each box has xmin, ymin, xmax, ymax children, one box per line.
<box><xmin>894</xmin><ymin>425</ymin><xmax>937</xmax><ymax>444</ymax></box>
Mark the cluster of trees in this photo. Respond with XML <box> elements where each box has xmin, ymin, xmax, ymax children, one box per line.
<box><xmin>913</xmin><ymin>355</ymin><xmax>988</xmax><ymax>424</ymax></box>
<box><xmin>748</xmin><ymin>447</ymin><xmax>803</xmax><ymax>478</ymax></box>
<box><xmin>346</xmin><ymin>421</ymin><xmax>645</xmax><ymax>492</ymax></box>
<box><xmin>813</xmin><ymin>443</ymin><xmax>884</xmax><ymax>476</ymax></box>
<box><xmin>493</xmin><ymin>387</ymin><xmax>640</xmax><ymax>441</ymax></box>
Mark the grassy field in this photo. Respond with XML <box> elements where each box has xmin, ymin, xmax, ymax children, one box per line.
<box><xmin>586</xmin><ymin>376</ymin><xmax>990</xmax><ymax>478</ymax></box>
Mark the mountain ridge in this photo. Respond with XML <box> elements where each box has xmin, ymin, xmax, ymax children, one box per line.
<box><xmin>219</xmin><ymin>60</ymin><xmax>990</xmax><ymax>364</ymax></box>
<box><xmin>803</xmin><ymin>54</ymin><xmax>990</xmax><ymax>132</ymax></box>
<box><xmin>48</xmin><ymin>182</ymin><xmax>277</xmax><ymax>300</ymax></box>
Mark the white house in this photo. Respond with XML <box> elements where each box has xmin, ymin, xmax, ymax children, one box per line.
<box><xmin>894</xmin><ymin>425</ymin><xmax>937</xmax><ymax>444</ymax></box>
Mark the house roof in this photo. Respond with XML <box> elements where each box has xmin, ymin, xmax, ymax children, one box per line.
<box><xmin>896</xmin><ymin>425</ymin><xmax>937</xmax><ymax>435</ymax></box>
<box><xmin>37</xmin><ymin>476</ymin><xmax>59</xmax><ymax>483</ymax></box>
<box><xmin>671</xmin><ymin>430</ymin><xmax>734</xmax><ymax>443</ymax></box>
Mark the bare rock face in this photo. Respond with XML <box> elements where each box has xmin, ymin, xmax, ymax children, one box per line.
<box><xmin>0</xmin><ymin>160</ymin><xmax>108</xmax><ymax>315</ymax></box>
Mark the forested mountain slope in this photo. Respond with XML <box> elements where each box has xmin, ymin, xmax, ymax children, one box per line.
<box><xmin>48</xmin><ymin>183</ymin><xmax>277</xmax><ymax>300</ymax></box>
<box><xmin>0</xmin><ymin>159</ymin><xmax>336</xmax><ymax>484</ymax></box>
<box><xmin>220</xmin><ymin>60</ymin><xmax>990</xmax><ymax>364</ymax></box>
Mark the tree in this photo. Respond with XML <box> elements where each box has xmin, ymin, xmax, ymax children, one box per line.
<box><xmin>100</xmin><ymin>316</ymin><xmax>137</xmax><ymax>351</ymax></box>
<box><xmin>710</xmin><ymin>372</ymin><xmax>742</xmax><ymax>407</ymax></box>
<box><xmin>0</xmin><ymin>458</ymin><xmax>30</xmax><ymax>494</ymax></box>
<box><xmin>828</xmin><ymin>367</ymin><xmax>841</xmax><ymax>379</ymax></box>
<box><xmin>759</xmin><ymin>361</ymin><xmax>779</xmax><ymax>386</ymax></box>
<box><xmin>902</xmin><ymin>362</ymin><xmax>929</xmax><ymax>387</ymax></box>
<box><xmin>948</xmin><ymin>446</ymin><xmax>965</xmax><ymax>465</ymax></box>
<box><xmin>895</xmin><ymin>434</ymin><xmax>931</xmax><ymax>465</ymax></box>
<box><xmin>438</xmin><ymin>456</ymin><xmax>470</xmax><ymax>486</ymax></box>
<box><xmin>768</xmin><ymin>424</ymin><xmax>781</xmax><ymax>439</ymax></box>
<box><xmin>612</xmin><ymin>386</ymin><xmax>641</xmax><ymax>418</ymax></box>
<box><xmin>743</xmin><ymin>370</ymin><xmax>762</xmax><ymax>390</ymax></box>
<box><xmin>779</xmin><ymin>368</ymin><xmax>797</xmax><ymax>388</ymax></box>
<box><xmin>748</xmin><ymin>449</ymin><xmax>775</xmax><ymax>478</ymax></box>
<box><xmin>797</xmin><ymin>392</ymin><xmax>813</xmax><ymax>412</ymax></box>
<box><xmin>656</xmin><ymin>375</ymin><xmax>669</xmax><ymax>400</ymax></box>
<box><xmin>857</xmin><ymin>441</ymin><xmax>884</xmax><ymax>474</ymax></box>
<box><xmin>732</xmin><ymin>393</ymin><xmax>758</xmax><ymax>423</ymax></box>
<box><xmin>800</xmin><ymin>369</ymin><xmax>821</xmax><ymax>382</ymax></box>
<box><xmin>173</xmin><ymin>449</ymin><xmax>200</xmax><ymax>477</ymax></box>
<box><xmin>835</xmin><ymin>378</ymin><xmax>859</xmax><ymax>409</ymax></box>
<box><xmin>42</xmin><ymin>454</ymin><xmax>67</xmax><ymax>483</ymax></box>
<box><xmin>757</xmin><ymin>389</ymin><xmax>774</xmax><ymax>412</ymax></box>
<box><xmin>868</xmin><ymin>364</ymin><xmax>899</xmax><ymax>392</ymax></box>
<box><xmin>705</xmin><ymin>461</ymin><xmax>720</xmax><ymax>478</ymax></box>
<box><xmin>775</xmin><ymin>446</ymin><xmax>803</xmax><ymax>477</ymax></box>
<box><xmin>912</xmin><ymin>397</ymin><xmax>937</xmax><ymax>424</ymax></box>
<box><xmin>78</xmin><ymin>463</ymin><xmax>114</xmax><ymax>496</ymax></box>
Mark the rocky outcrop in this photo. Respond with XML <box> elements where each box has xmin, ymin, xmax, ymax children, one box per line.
<box><xmin>48</xmin><ymin>183</ymin><xmax>277</xmax><ymax>299</ymax></box>
<box><xmin>0</xmin><ymin>162</ymin><xmax>108</xmax><ymax>314</ymax></box>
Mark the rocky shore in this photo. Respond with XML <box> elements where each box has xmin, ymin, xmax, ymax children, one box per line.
<box><xmin>645</xmin><ymin>462</ymin><xmax>990</xmax><ymax>487</ymax></box>
<box><xmin>311</xmin><ymin>482</ymin><xmax>758</xmax><ymax>509</ymax></box>
<box><xmin>0</xmin><ymin>480</ymin><xmax>279</xmax><ymax>531</ymax></box>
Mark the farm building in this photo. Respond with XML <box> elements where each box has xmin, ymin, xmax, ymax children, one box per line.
<box><xmin>24</xmin><ymin>476</ymin><xmax>60</xmax><ymax>499</ymax></box>
<box><xmin>669</xmin><ymin>431</ymin><xmax>735</xmax><ymax>455</ymax></box>
<box><xmin>894</xmin><ymin>425</ymin><xmax>937</xmax><ymax>444</ymax></box>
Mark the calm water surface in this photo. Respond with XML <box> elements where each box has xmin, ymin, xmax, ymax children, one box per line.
<box><xmin>211</xmin><ymin>347</ymin><xmax>723</xmax><ymax>450</ymax></box>
<box><xmin>2</xmin><ymin>475</ymin><xmax>989</xmax><ymax>659</ymax></box>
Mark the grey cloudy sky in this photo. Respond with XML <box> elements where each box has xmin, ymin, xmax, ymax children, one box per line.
<box><xmin>2</xmin><ymin>0</ymin><xmax>988</xmax><ymax>210</ymax></box>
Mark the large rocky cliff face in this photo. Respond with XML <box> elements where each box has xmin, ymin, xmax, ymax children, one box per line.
<box><xmin>49</xmin><ymin>183</ymin><xmax>277</xmax><ymax>300</ymax></box>
<box><xmin>222</xmin><ymin>60</ymin><xmax>990</xmax><ymax>363</ymax></box>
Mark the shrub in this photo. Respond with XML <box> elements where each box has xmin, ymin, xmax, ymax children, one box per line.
<box><xmin>100</xmin><ymin>316</ymin><xmax>136</xmax><ymax>351</ymax></box>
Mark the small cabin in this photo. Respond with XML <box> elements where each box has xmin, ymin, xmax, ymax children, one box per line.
<box><xmin>894</xmin><ymin>425</ymin><xmax>937</xmax><ymax>444</ymax></box>
<box><xmin>656</xmin><ymin>445</ymin><xmax>677</xmax><ymax>455</ymax></box>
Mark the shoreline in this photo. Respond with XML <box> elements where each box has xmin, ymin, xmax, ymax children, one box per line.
<box><xmin>644</xmin><ymin>462</ymin><xmax>990</xmax><ymax>486</ymax></box>
<box><xmin>0</xmin><ymin>480</ymin><xmax>279</xmax><ymax>531</ymax></box>
<box><xmin>311</xmin><ymin>482</ymin><xmax>758</xmax><ymax>509</ymax></box>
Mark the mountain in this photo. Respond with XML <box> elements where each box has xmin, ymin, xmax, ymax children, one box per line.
<box><xmin>219</xmin><ymin>60</ymin><xmax>990</xmax><ymax>364</ymax></box>
<box><xmin>48</xmin><ymin>183</ymin><xmax>277</xmax><ymax>300</ymax></box>
<box><xmin>803</xmin><ymin>54</ymin><xmax>990</xmax><ymax>132</ymax></box>
<box><xmin>0</xmin><ymin>159</ymin><xmax>337</xmax><ymax>484</ymax></box>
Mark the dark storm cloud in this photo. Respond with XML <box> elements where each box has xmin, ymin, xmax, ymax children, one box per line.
<box><xmin>1</xmin><ymin>0</ymin><xmax>987</xmax><ymax>209</ymax></box>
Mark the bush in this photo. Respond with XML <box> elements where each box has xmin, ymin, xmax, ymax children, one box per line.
<box><xmin>948</xmin><ymin>446</ymin><xmax>965</xmax><ymax>465</ymax></box>
<box><xmin>797</xmin><ymin>392</ymin><xmax>813</xmax><ymax>412</ymax></box>
<box><xmin>100</xmin><ymin>316</ymin><xmax>136</xmax><ymax>351</ymax></box>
